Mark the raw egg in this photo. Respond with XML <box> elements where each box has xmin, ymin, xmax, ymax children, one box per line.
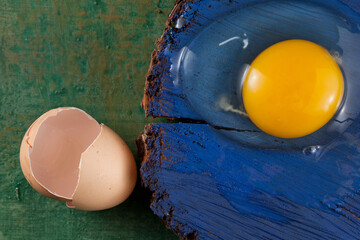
<box><xmin>19</xmin><ymin>107</ymin><xmax>137</xmax><ymax>211</ymax></box>
<box><xmin>242</xmin><ymin>40</ymin><xmax>344</xmax><ymax>138</ymax></box>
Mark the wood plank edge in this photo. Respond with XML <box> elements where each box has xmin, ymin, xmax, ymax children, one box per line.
<box><xmin>136</xmin><ymin>123</ymin><xmax>198</xmax><ymax>240</ymax></box>
<box><xmin>141</xmin><ymin>0</ymin><xmax>194</xmax><ymax>117</ymax></box>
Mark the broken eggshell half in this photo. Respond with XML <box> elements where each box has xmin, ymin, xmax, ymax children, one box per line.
<box><xmin>19</xmin><ymin>107</ymin><xmax>137</xmax><ymax>211</ymax></box>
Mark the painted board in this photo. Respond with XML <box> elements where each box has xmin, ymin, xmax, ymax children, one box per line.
<box><xmin>139</xmin><ymin>0</ymin><xmax>360</xmax><ymax>239</ymax></box>
<box><xmin>139</xmin><ymin>123</ymin><xmax>360</xmax><ymax>239</ymax></box>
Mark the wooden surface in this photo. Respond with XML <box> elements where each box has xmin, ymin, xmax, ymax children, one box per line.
<box><xmin>140</xmin><ymin>123</ymin><xmax>360</xmax><ymax>239</ymax></box>
<box><xmin>0</xmin><ymin>0</ymin><xmax>178</xmax><ymax>239</ymax></box>
<box><xmin>140</xmin><ymin>0</ymin><xmax>360</xmax><ymax>239</ymax></box>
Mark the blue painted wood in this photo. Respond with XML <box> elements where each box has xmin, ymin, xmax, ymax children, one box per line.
<box><xmin>140</xmin><ymin>0</ymin><xmax>360</xmax><ymax>239</ymax></box>
<box><xmin>140</xmin><ymin>123</ymin><xmax>360</xmax><ymax>239</ymax></box>
<box><xmin>143</xmin><ymin>0</ymin><xmax>360</xmax><ymax>150</ymax></box>
<box><xmin>143</xmin><ymin>0</ymin><xmax>360</xmax><ymax>122</ymax></box>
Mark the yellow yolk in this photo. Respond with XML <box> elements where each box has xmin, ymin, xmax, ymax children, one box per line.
<box><xmin>242</xmin><ymin>40</ymin><xmax>344</xmax><ymax>139</ymax></box>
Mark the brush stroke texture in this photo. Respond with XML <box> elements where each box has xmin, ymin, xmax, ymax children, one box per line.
<box><xmin>140</xmin><ymin>0</ymin><xmax>360</xmax><ymax>239</ymax></box>
<box><xmin>140</xmin><ymin>123</ymin><xmax>360</xmax><ymax>239</ymax></box>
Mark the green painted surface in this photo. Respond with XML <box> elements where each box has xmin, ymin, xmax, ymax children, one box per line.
<box><xmin>0</xmin><ymin>0</ymin><xmax>177</xmax><ymax>239</ymax></box>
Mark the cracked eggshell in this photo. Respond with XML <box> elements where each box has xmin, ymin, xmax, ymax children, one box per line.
<box><xmin>69</xmin><ymin>125</ymin><xmax>137</xmax><ymax>211</ymax></box>
<box><xmin>19</xmin><ymin>108</ymin><xmax>70</xmax><ymax>201</ymax></box>
<box><xmin>19</xmin><ymin>107</ymin><xmax>137</xmax><ymax>211</ymax></box>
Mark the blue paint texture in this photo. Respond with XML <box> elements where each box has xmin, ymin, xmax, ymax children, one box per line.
<box><xmin>141</xmin><ymin>123</ymin><xmax>360</xmax><ymax>239</ymax></box>
<box><xmin>143</xmin><ymin>0</ymin><xmax>360</xmax><ymax>120</ymax></box>
<box><xmin>140</xmin><ymin>0</ymin><xmax>360</xmax><ymax>239</ymax></box>
<box><xmin>178</xmin><ymin>0</ymin><xmax>360</xmax><ymax>149</ymax></box>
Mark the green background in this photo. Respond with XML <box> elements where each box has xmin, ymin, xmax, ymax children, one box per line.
<box><xmin>0</xmin><ymin>0</ymin><xmax>177</xmax><ymax>239</ymax></box>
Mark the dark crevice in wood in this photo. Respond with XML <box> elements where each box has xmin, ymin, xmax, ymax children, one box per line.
<box><xmin>342</xmin><ymin>207</ymin><xmax>360</xmax><ymax>221</ymax></box>
<box><xmin>160</xmin><ymin>116</ymin><xmax>262</xmax><ymax>134</ymax></box>
<box><xmin>210</xmin><ymin>124</ymin><xmax>261</xmax><ymax>133</ymax></box>
<box><xmin>320</xmin><ymin>201</ymin><xmax>360</xmax><ymax>225</ymax></box>
<box><xmin>180</xmin><ymin>231</ymin><xmax>197</xmax><ymax>240</ymax></box>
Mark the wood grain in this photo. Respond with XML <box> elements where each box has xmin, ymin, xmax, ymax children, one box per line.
<box><xmin>139</xmin><ymin>123</ymin><xmax>360</xmax><ymax>239</ymax></box>
<box><xmin>140</xmin><ymin>0</ymin><xmax>360</xmax><ymax>239</ymax></box>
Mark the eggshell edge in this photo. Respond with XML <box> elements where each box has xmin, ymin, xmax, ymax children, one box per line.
<box><xmin>19</xmin><ymin>108</ymin><xmax>71</xmax><ymax>201</ymax></box>
<box><xmin>70</xmin><ymin>125</ymin><xmax>137</xmax><ymax>211</ymax></box>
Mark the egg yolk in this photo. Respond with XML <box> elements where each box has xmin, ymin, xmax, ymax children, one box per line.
<box><xmin>242</xmin><ymin>40</ymin><xmax>344</xmax><ymax>138</ymax></box>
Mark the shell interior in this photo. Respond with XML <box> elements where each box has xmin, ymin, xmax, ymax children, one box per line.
<box><xmin>29</xmin><ymin>108</ymin><xmax>101</xmax><ymax>199</ymax></box>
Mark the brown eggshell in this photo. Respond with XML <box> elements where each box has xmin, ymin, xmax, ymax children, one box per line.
<box><xmin>70</xmin><ymin>125</ymin><xmax>137</xmax><ymax>211</ymax></box>
<box><xmin>19</xmin><ymin>108</ymin><xmax>69</xmax><ymax>201</ymax></box>
<box><xmin>19</xmin><ymin>107</ymin><xmax>137</xmax><ymax>210</ymax></box>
